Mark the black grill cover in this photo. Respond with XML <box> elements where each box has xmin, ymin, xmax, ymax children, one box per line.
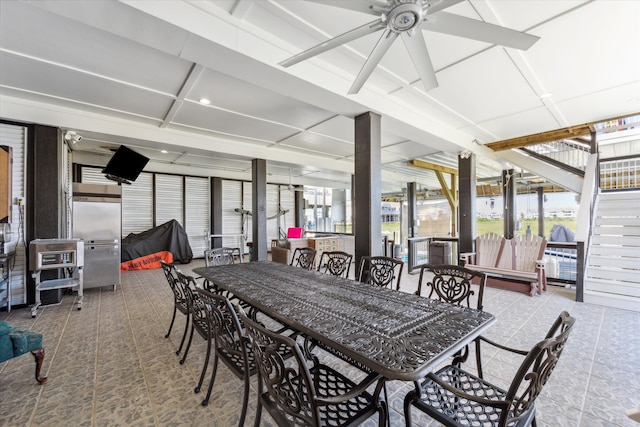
<box><xmin>122</xmin><ymin>219</ymin><xmax>193</xmax><ymax>264</ymax></box>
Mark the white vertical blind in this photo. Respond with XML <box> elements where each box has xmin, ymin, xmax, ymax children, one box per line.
<box><xmin>155</xmin><ymin>174</ymin><xmax>183</xmax><ymax>226</ymax></box>
<box><xmin>185</xmin><ymin>176</ymin><xmax>209</xmax><ymax>257</ymax></box>
<box><xmin>279</xmin><ymin>185</ymin><xmax>295</xmax><ymax>237</ymax></box>
<box><xmin>222</xmin><ymin>180</ymin><xmax>244</xmax><ymax>250</ymax></box>
<box><xmin>0</xmin><ymin>123</ymin><xmax>27</xmax><ymax>307</ymax></box>
<box><xmin>267</xmin><ymin>184</ymin><xmax>279</xmax><ymax>242</ymax></box>
<box><xmin>242</xmin><ymin>181</ymin><xmax>252</xmax><ymax>250</ymax></box>
<box><xmin>122</xmin><ymin>172</ymin><xmax>153</xmax><ymax>238</ymax></box>
<box><xmin>62</xmin><ymin>143</ymin><xmax>73</xmax><ymax>239</ymax></box>
<box><xmin>80</xmin><ymin>167</ymin><xmax>118</xmax><ymax>185</ymax></box>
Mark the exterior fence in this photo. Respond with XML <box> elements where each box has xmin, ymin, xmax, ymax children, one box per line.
<box><xmin>407</xmin><ymin>237</ymin><xmax>459</xmax><ymax>274</ymax></box>
<box><xmin>545</xmin><ymin>242</ymin><xmax>577</xmax><ymax>286</ymax></box>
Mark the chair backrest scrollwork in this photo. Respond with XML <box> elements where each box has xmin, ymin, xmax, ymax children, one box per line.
<box><xmin>417</xmin><ymin>264</ymin><xmax>486</xmax><ymax>311</ymax></box>
<box><xmin>204</xmin><ymin>247</ymin><xmax>236</xmax><ymax>266</ymax></box>
<box><xmin>357</xmin><ymin>256</ymin><xmax>404</xmax><ymax>290</ymax></box>
<box><xmin>290</xmin><ymin>247</ymin><xmax>317</xmax><ymax>270</ymax></box>
<box><xmin>317</xmin><ymin>251</ymin><xmax>353</xmax><ymax>278</ymax></box>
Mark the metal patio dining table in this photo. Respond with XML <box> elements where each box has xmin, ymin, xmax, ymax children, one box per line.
<box><xmin>192</xmin><ymin>261</ymin><xmax>495</xmax><ymax>382</ymax></box>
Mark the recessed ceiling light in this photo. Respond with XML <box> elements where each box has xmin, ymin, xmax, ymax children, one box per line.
<box><xmin>199</xmin><ymin>98</ymin><xmax>210</xmax><ymax>105</ymax></box>
<box><xmin>160</xmin><ymin>150</ymin><xmax>168</xmax><ymax>154</ymax></box>
<box><xmin>539</xmin><ymin>93</ymin><xmax>553</xmax><ymax>99</ymax></box>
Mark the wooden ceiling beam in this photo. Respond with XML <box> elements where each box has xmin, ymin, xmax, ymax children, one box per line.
<box><xmin>485</xmin><ymin>112</ymin><xmax>640</xmax><ymax>152</ymax></box>
<box><xmin>407</xmin><ymin>159</ymin><xmax>458</xmax><ymax>175</ymax></box>
<box><xmin>486</xmin><ymin>124</ymin><xmax>593</xmax><ymax>151</ymax></box>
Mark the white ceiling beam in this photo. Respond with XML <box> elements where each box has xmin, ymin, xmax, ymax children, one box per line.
<box><xmin>494</xmin><ymin>150</ymin><xmax>583</xmax><ymax>193</ymax></box>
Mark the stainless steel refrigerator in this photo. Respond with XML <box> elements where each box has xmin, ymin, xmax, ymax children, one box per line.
<box><xmin>72</xmin><ymin>183</ymin><xmax>121</xmax><ymax>290</ymax></box>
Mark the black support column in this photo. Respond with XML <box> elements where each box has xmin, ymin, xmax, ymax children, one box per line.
<box><xmin>503</xmin><ymin>168</ymin><xmax>516</xmax><ymax>238</ymax></box>
<box><xmin>458</xmin><ymin>153</ymin><xmax>476</xmax><ymax>255</ymax></box>
<box><xmin>407</xmin><ymin>182</ymin><xmax>417</xmax><ymax>238</ymax></box>
<box><xmin>354</xmin><ymin>112</ymin><xmax>382</xmax><ymax>269</ymax></box>
<box><xmin>251</xmin><ymin>159</ymin><xmax>267</xmax><ymax>261</ymax></box>
<box><xmin>537</xmin><ymin>187</ymin><xmax>545</xmax><ymax>238</ymax></box>
<box><xmin>26</xmin><ymin>124</ymin><xmax>63</xmax><ymax>304</ymax></box>
<box><xmin>294</xmin><ymin>187</ymin><xmax>304</xmax><ymax>228</ymax></box>
<box><xmin>211</xmin><ymin>177</ymin><xmax>222</xmax><ymax>249</ymax></box>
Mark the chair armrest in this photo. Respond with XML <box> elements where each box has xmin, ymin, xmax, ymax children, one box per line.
<box><xmin>315</xmin><ymin>372</ymin><xmax>383</xmax><ymax>406</ymax></box>
<box><xmin>423</xmin><ymin>371</ymin><xmax>510</xmax><ymax>410</ymax></box>
<box><xmin>478</xmin><ymin>335</ymin><xmax>528</xmax><ymax>356</ymax></box>
<box><xmin>459</xmin><ymin>252</ymin><xmax>476</xmax><ymax>265</ymax></box>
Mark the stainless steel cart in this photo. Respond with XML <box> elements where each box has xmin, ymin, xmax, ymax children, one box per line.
<box><xmin>29</xmin><ymin>239</ymin><xmax>84</xmax><ymax>318</ymax></box>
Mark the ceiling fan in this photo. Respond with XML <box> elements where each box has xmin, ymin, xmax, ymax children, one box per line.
<box><xmin>280</xmin><ymin>0</ymin><xmax>540</xmax><ymax>94</ymax></box>
<box><xmin>286</xmin><ymin>168</ymin><xmax>305</xmax><ymax>192</ymax></box>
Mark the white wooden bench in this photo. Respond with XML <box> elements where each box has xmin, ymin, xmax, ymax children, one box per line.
<box><xmin>460</xmin><ymin>233</ymin><xmax>547</xmax><ymax>296</ymax></box>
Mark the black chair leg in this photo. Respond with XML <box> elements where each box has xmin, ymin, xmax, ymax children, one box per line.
<box><xmin>202</xmin><ymin>356</ymin><xmax>220</xmax><ymax>406</ymax></box>
<box><xmin>176</xmin><ymin>315</ymin><xmax>190</xmax><ymax>356</ymax></box>
<box><xmin>253</xmin><ymin>399</ymin><xmax>262</xmax><ymax>427</ymax></box>
<box><xmin>165</xmin><ymin>306</ymin><xmax>177</xmax><ymax>338</ymax></box>
<box><xmin>239</xmin><ymin>372</ymin><xmax>250</xmax><ymax>427</ymax></box>
<box><xmin>195</xmin><ymin>336</ymin><xmax>212</xmax><ymax>393</ymax></box>
<box><xmin>180</xmin><ymin>324</ymin><xmax>195</xmax><ymax>364</ymax></box>
<box><xmin>403</xmin><ymin>390</ymin><xmax>416</xmax><ymax>427</ymax></box>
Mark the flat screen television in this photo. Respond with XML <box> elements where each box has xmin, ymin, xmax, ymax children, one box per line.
<box><xmin>102</xmin><ymin>145</ymin><xmax>149</xmax><ymax>185</ymax></box>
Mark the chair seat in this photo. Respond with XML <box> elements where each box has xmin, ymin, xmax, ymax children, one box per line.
<box><xmin>218</xmin><ymin>340</ymin><xmax>257</xmax><ymax>378</ymax></box>
<box><xmin>260</xmin><ymin>363</ymin><xmax>378</xmax><ymax>426</ymax></box>
<box><xmin>410</xmin><ymin>364</ymin><xmax>534</xmax><ymax>427</ymax></box>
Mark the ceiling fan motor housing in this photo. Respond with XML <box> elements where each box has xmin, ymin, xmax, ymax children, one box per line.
<box><xmin>387</xmin><ymin>0</ymin><xmax>424</xmax><ymax>33</ymax></box>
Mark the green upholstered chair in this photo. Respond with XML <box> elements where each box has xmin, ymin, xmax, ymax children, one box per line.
<box><xmin>0</xmin><ymin>321</ymin><xmax>47</xmax><ymax>384</ymax></box>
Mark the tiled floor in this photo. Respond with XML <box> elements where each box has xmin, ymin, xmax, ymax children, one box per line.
<box><xmin>1</xmin><ymin>259</ymin><xmax>638</xmax><ymax>426</ymax></box>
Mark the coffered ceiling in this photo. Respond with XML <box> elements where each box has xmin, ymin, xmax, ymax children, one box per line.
<box><xmin>1</xmin><ymin>0</ymin><xmax>638</xmax><ymax>193</ymax></box>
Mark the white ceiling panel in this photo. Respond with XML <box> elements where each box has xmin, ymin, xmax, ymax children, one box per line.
<box><xmin>556</xmin><ymin>82</ymin><xmax>640</xmax><ymax>125</ymax></box>
<box><xmin>307</xmin><ymin>115</ymin><xmax>354</xmax><ymax>142</ymax></box>
<box><xmin>383</xmin><ymin>140</ymin><xmax>440</xmax><ymax>159</ymax></box>
<box><xmin>471</xmin><ymin>106</ymin><xmax>561</xmax><ymax>141</ymax></box>
<box><xmin>1</xmin><ymin>0</ymin><xmax>637</xmax><ymax>195</ymax></box>
<box><xmin>525</xmin><ymin>2</ymin><xmax>640</xmax><ymax>99</ymax></box>
<box><xmin>0</xmin><ymin>2</ymin><xmax>193</xmax><ymax>95</ymax></box>
<box><xmin>189</xmin><ymin>68</ymin><xmax>336</xmax><ymax>128</ymax></box>
<box><xmin>279</xmin><ymin>132</ymin><xmax>353</xmax><ymax>158</ymax></box>
<box><xmin>487</xmin><ymin>1</ymin><xmax>587</xmax><ymax>31</ymax></box>
<box><xmin>0</xmin><ymin>54</ymin><xmax>174</xmax><ymax>119</ymax></box>
<box><xmin>171</xmin><ymin>101</ymin><xmax>297</xmax><ymax>142</ymax></box>
<box><xmin>432</xmin><ymin>48</ymin><xmax>542</xmax><ymax>123</ymax></box>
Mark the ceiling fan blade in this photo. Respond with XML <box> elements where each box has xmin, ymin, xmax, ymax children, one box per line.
<box><xmin>280</xmin><ymin>19</ymin><xmax>385</xmax><ymax>67</ymax></box>
<box><xmin>424</xmin><ymin>0</ymin><xmax>465</xmax><ymax>15</ymax></box>
<box><xmin>401</xmin><ymin>32</ymin><xmax>438</xmax><ymax>91</ymax></box>
<box><xmin>426</xmin><ymin>11</ymin><xmax>540</xmax><ymax>50</ymax></box>
<box><xmin>349</xmin><ymin>29</ymin><xmax>399</xmax><ymax>94</ymax></box>
<box><xmin>304</xmin><ymin>0</ymin><xmax>388</xmax><ymax>16</ymax></box>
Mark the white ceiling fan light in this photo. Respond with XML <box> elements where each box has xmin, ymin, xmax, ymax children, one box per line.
<box><xmin>280</xmin><ymin>0</ymin><xmax>540</xmax><ymax>94</ymax></box>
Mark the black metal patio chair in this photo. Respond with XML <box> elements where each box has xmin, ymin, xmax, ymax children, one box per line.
<box><xmin>289</xmin><ymin>246</ymin><xmax>317</xmax><ymax>270</ymax></box>
<box><xmin>193</xmin><ymin>288</ymin><xmax>253</xmax><ymax>426</ymax></box>
<box><xmin>238</xmin><ymin>308</ymin><xmax>387</xmax><ymax>427</ymax></box>
<box><xmin>161</xmin><ymin>261</ymin><xmax>191</xmax><ymax>355</ymax></box>
<box><xmin>174</xmin><ymin>271</ymin><xmax>200</xmax><ymax>364</ymax></box>
<box><xmin>404</xmin><ymin>311</ymin><xmax>576</xmax><ymax>427</ymax></box>
<box><xmin>204</xmin><ymin>247</ymin><xmax>237</xmax><ymax>266</ymax></box>
<box><xmin>416</xmin><ymin>264</ymin><xmax>487</xmax><ymax>371</ymax></box>
<box><xmin>357</xmin><ymin>255</ymin><xmax>403</xmax><ymax>290</ymax></box>
<box><xmin>317</xmin><ymin>251</ymin><xmax>353</xmax><ymax>278</ymax></box>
